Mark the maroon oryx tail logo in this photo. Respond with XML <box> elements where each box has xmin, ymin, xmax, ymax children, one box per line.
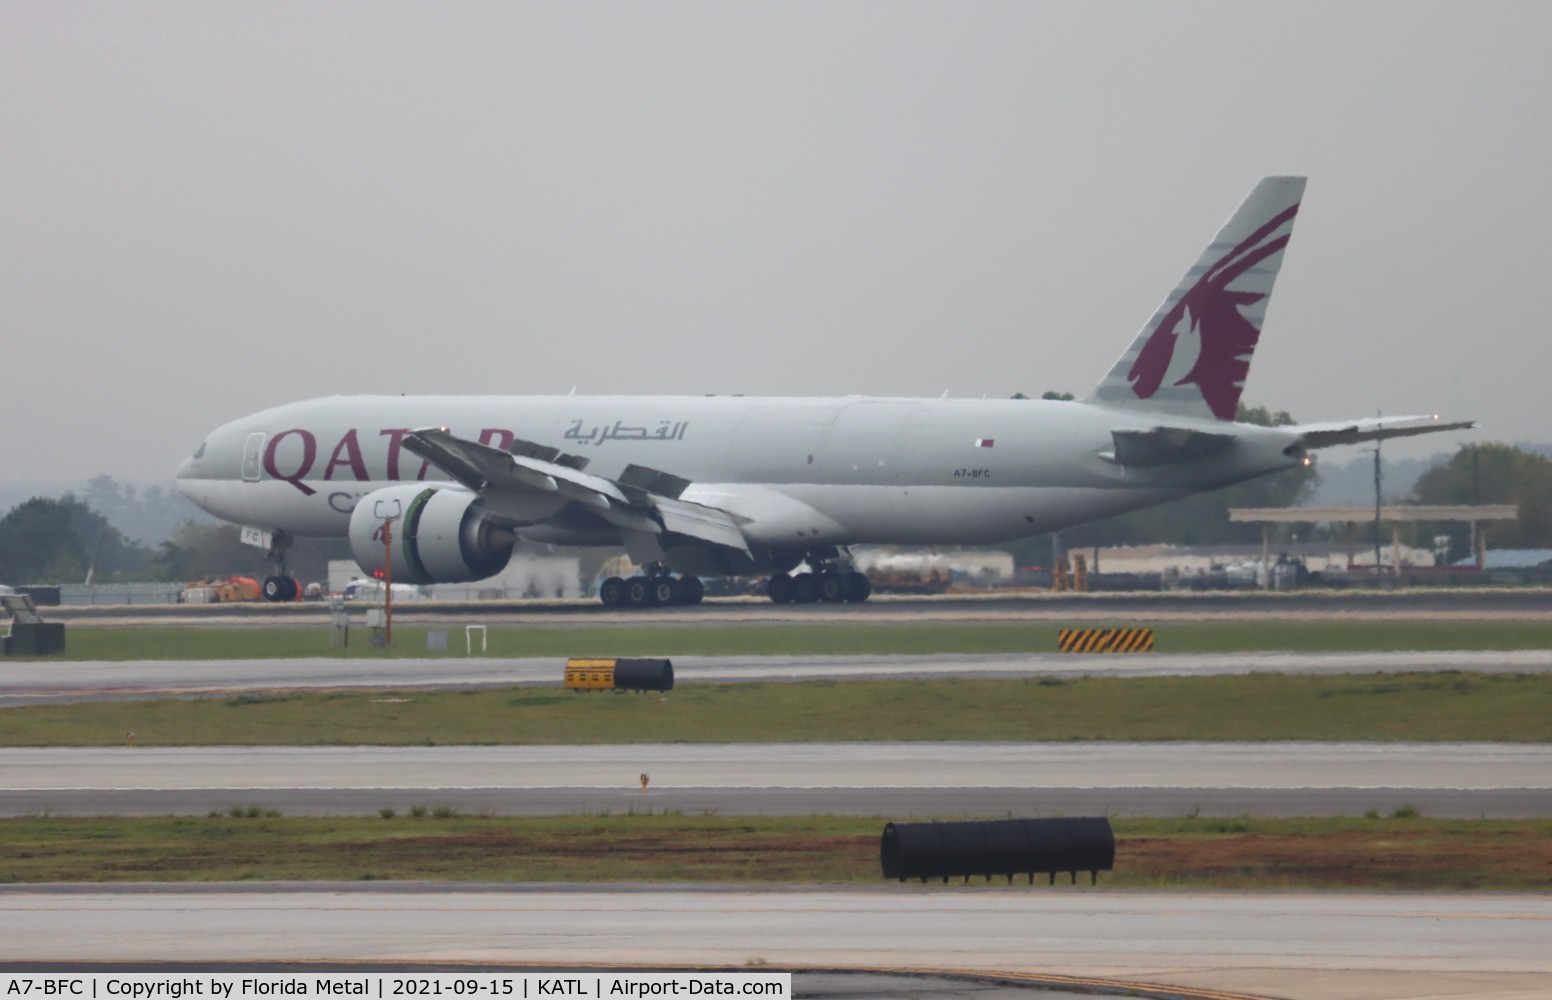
<box><xmin>1127</xmin><ymin>202</ymin><xmax>1299</xmax><ymax>420</ymax></box>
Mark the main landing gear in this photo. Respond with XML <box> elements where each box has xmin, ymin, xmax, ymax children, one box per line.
<box><xmin>766</xmin><ymin>568</ymin><xmax>871</xmax><ymax>604</ymax></box>
<box><xmin>598</xmin><ymin>565</ymin><xmax>705</xmax><ymax>608</ymax></box>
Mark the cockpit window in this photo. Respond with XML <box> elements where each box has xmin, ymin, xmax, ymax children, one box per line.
<box><xmin>192</xmin><ymin>442</ymin><xmax>206</xmax><ymax>460</ymax></box>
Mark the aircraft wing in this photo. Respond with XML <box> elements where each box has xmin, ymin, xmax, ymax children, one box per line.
<box><xmin>401</xmin><ymin>427</ymin><xmax>751</xmax><ymax>555</ymax></box>
<box><xmin>1290</xmin><ymin>415</ymin><xmax>1475</xmax><ymax>450</ymax></box>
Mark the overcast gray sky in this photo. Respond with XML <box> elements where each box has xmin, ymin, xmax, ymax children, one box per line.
<box><xmin>3</xmin><ymin>1</ymin><xmax>1547</xmax><ymax>484</ymax></box>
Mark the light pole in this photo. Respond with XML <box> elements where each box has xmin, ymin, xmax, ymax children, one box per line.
<box><xmin>1370</xmin><ymin>411</ymin><xmax>1383</xmax><ymax>584</ymax></box>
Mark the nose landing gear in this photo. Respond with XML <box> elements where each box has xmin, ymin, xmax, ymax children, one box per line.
<box><xmin>261</xmin><ymin>575</ymin><xmax>300</xmax><ymax>602</ymax></box>
<box><xmin>259</xmin><ymin>530</ymin><xmax>299</xmax><ymax>602</ymax></box>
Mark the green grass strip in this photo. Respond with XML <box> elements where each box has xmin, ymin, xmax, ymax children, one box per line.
<box><xmin>5</xmin><ymin>673</ymin><xmax>1550</xmax><ymax>745</ymax></box>
<box><xmin>31</xmin><ymin>620</ymin><xmax>1552</xmax><ymax>661</ymax></box>
<box><xmin>2</xmin><ymin>814</ymin><xmax>1548</xmax><ymax>891</ymax></box>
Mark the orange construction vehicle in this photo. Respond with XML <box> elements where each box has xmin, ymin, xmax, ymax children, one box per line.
<box><xmin>178</xmin><ymin>576</ymin><xmax>263</xmax><ymax>604</ymax></box>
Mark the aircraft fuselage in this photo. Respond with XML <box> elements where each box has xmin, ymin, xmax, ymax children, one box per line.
<box><xmin>176</xmin><ymin>392</ymin><xmax>1303</xmax><ymax>551</ymax></box>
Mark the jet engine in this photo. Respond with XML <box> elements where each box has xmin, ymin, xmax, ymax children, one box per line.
<box><xmin>348</xmin><ymin>485</ymin><xmax>514</xmax><ymax>585</ymax></box>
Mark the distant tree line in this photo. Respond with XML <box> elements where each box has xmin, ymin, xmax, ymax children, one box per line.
<box><xmin>77</xmin><ymin>475</ymin><xmax>201</xmax><ymax>545</ymax></box>
<box><xmin>1409</xmin><ymin>443</ymin><xmax>1552</xmax><ymax>562</ymax></box>
<box><xmin>0</xmin><ymin>496</ymin><xmax>137</xmax><ymax>584</ymax></box>
<box><xmin>0</xmin><ymin>482</ymin><xmax>348</xmax><ymax>586</ymax></box>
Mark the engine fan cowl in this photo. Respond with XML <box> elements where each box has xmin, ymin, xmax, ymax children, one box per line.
<box><xmin>348</xmin><ymin>485</ymin><xmax>513</xmax><ymax>585</ymax></box>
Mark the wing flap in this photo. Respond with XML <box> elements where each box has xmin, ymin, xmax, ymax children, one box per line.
<box><xmin>651</xmin><ymin>495</ymin><xmax>751</xmax><ymax>554</ymax></box>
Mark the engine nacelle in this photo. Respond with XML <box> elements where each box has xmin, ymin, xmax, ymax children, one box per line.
<box><xmin>348</xmin><ymin>485</ymin><xmax>513</xmax><ymax>585</ymax></box>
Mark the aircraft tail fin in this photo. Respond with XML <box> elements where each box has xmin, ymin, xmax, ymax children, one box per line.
<box><xmin>1086</xmin><ymin>176</ymin><xmax>1306</xmax><ymax>421</ymax></box>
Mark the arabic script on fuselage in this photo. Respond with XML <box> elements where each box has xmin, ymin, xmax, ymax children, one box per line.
<box><xmin>563</xmin><ymin>419</ymin><xmax>688</xmax><ymax>445</ymax></box>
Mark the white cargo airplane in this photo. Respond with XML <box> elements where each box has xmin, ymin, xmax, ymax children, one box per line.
<box><xmin>176</xmin><ymin>177</ymin><xmax>1470</xmax><ymax>605</ymax></box>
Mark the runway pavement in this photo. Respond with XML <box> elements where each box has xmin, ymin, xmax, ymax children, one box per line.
<box><xmin>5</xmin><ymin>742</ymin><xmax>1549</xmax><ymax>817</ymax></box>
<box><xmin>3</xmin><ymin>884</ymin><xmax>1548</xmax><ymax>1000</ymax></box>
<box><xmin>7</xmin><ymin>650</ymin><xmax>1552</xmax><ymax>704</ymax></box>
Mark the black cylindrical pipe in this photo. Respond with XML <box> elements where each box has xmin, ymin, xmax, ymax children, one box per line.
<box><xmin>612</xmin><ymin>657</ymin><xmax>674</xmax><ymax>692</ymax></box>
<box><xmin>881</xmin><ymin>817</ymin><xmax>1114</xmax><ymax>882</ymax></box>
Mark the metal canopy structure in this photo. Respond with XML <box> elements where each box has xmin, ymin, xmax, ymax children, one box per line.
<box><xmin>1227</xmin><ymin>505</ymin><xmax>1519</xmax><ymax>579</ymax></box>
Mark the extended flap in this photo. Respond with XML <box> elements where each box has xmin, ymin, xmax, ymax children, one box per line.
<box><xmin>650</xmin><ymin>495</ymin><xmax>751</xmax><ymax>554</ymax></box>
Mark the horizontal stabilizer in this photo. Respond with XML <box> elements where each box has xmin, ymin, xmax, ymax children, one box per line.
<box><xmin>1292</xmin><ymin>415</ymin><xmax>1475</xmax><ymax>450</ymax></box>
<box><xmin>1105</xmin><ymin>426</ymin><xmax>1237</xmax><ymax>467</ymax></box>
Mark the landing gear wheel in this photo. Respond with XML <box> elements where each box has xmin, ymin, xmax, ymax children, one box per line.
<box><xmin>599</xmin><ymin>576</ymin><xmax>627</xmax><ymax>607</ymax></box>
<box><xmin>818</xmin><ymin>572</ymin><xmax>847</xmax><ymax>603</ymax></box>
<box><xmin>667</xmin><ymin>577</ymin><xmax>704</xmax><ymax>606</ymax></box>
<box><xmin>845</xmin><ymin>571</ymin><xmax>872</xmax><ymax>603</ymax></box>
<box><xmin>791</xmin><ymin>572</ymin><xmax>819</xmax><ymax>604</ymax></box>
<box><xmin>649</xmin><ymin>578</ymin><xmax>675</xmax><ymax>606</ymax></box>
<box><xmin>262</xmin><ymin>575</ymin><xmax>297</xmax><ymax>602</ymax></box>
<box><xmin>766</xmin><ymin>574</ymin><xmax>793</xmax><ymax>604</ymax></box>
<box><xmin>625</xmin><ymin>576</ymin><xmax>657</xmax><ymax>608</ymax></box>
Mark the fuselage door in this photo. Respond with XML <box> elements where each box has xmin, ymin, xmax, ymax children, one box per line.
<box><xmin>241</xmin><ymin>432</ymin><xmax>266</xmax><ymax>483</ymax></box>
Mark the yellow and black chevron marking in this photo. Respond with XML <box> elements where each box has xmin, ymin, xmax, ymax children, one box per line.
<box><xmin>1058</xmin><ymin>627</ymin><xmax>1155</xmax><ymax>653</ymax></box>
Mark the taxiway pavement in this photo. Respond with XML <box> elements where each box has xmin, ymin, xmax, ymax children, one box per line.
<box><xmin>5</xmin><ymin>742</ymin><xmax>1548</xmax><ymax>818</ymax></box>
<box><xmin>6</xmin><ymin>650</ymin><xmax>1552</xmax><ymax>705</ymax></box>
<box><xmin>45</xmin><ymin>588</ymin><xmax>1552</xmax><ymax>626</ymax></box>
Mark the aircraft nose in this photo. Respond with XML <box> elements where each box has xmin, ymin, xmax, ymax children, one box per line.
<box><xmin>175</xmin><ymin>450</ymin><xmax>207</xmax><ymax>504</ymax></box>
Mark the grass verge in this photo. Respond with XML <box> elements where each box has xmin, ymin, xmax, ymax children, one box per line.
<box><xmin>2</xmin><ymin>813</ymin><xmax>1547</xmax><ymax>891</ymax></box>
<box><xmin>35</xmin><ymin>619</ymin><xmax>1552</xmax><ymax>661</ymax></box>
<box><xmin>4</xmin><ymin>673</ymin><xmax>1550</xmax><ymax>745</ymax></box>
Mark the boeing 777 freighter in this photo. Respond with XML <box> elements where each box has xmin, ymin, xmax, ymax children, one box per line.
<box><xmin>176</xmin><ymin>177</ymin><xmax>1471</xmax><ymax>605</ymax></box>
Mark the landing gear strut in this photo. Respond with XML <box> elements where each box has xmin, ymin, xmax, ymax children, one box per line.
<box><xmin>598</xmin><ymin>564</ymin><xmax>705</xmax><ymax>608</ymax></box>
<box><xmin>260</xmin><ymin>530</ymin><xmax>299</xmax><ymax>602</ymax></box>
<box><xmin>766</xmin><ymin>550</ymin><xmax>871</xmax><ymax>604</ymax></box>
